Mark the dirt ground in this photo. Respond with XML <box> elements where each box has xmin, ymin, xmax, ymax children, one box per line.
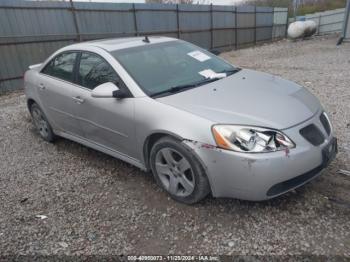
<box><xmin>0</xmin><ymin>35</ymin><xmax>349</xmax><ymax>256</ymax></box>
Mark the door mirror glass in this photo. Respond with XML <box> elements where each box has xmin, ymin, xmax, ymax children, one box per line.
<box><xmin>91</xmin><ymin>82</ymin><xmax>119</xmax><ymax>98</ymax></box>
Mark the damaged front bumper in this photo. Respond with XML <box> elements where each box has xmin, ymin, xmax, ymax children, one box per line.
<box><xmin>183</xmin><ymin>115</ymin><xmax>337</xmax><ymax>201</ymax></box>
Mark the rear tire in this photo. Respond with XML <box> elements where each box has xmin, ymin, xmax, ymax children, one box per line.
<box><xmin>150</xmin><ymin>136</ymin><xmax>210</xmax><ymax>204</ymax></box>
<box><xmin>30</xmin><ymin>103</ymin><xmax>56</xmax><ymax>142</ymax></box>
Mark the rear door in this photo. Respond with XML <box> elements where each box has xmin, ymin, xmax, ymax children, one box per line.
<box><xmin>71</xmin><ymin>51</ymin><xmax>137</xmax><ymax>158</ymax></box>
<box><xmin>38</xmin><ymin>52</ymin><xmax>83</xmax><ymax>136</ymax></box>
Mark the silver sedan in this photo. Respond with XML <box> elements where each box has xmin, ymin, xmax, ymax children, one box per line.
<box><xmin>24</xmin><ymin>37</ymin><xmax>337</xmax><ymax>204</ymax></box>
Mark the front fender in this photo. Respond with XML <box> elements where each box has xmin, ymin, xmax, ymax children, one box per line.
<box><xmin>134</xmin><ymin>97</ymin><xmax>215</xmax><ymax>166</ymax></box>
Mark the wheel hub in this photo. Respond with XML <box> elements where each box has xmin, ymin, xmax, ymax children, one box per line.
<box><xmin>155</xmin><ymin>147</ymin><xmax>195</xmax><ymax>197</ymax></box>
<box><xmin>32</xmin><ymin>107</ymin><xmax>49</xmax><ymax>138</ymax></box>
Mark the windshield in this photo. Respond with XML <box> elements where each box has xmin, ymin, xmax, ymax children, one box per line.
<box><xmin>111</xmin><ymin>40</ymin><xmax>237</xmax><ymax>97</ymax></box>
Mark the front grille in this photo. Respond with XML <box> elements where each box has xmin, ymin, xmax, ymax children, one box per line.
<box><xmin>266</xmin><ymin>164</ymin><xmax>324</xmax><ymax>196</ymax></box>
<box><xmin>300</xmin><ymin>124</ymin><xmax>324</xmax><ymax>146</ymax></box>
<box><xmin>320</xmin><ymin>113</ymin><xmax>331</xmax><ymax>136</ymax></box>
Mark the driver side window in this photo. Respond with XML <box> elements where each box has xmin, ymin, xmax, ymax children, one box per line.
<box><xmin>77</xmin><ymin>52</ymin><xmax>121</xmax><ymax>90</ymax></box>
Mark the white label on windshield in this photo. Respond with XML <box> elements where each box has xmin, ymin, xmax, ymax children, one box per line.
<box><xmin>199</xmin><ymin>69</ymin><xmax>216</xmax><ymax>78</ymax></box>
<box><xmin>187</xmin><ymin>50</ymin><xmax>211</xmax><ymax>62</ymax></box>
<box><xmin>199</xmin><ymin>69</ymin><xmax>226</xmax><ymax>79</ymax></box>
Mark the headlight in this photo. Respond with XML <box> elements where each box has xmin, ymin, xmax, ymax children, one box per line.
<box><xmin>212</xmin><ymin>125</ymin><xmax>295</xmax><ymax>153</ymax></box>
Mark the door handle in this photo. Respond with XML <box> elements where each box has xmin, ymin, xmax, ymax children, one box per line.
<box><xmin>39</xmin><ymin>83</ymin><xmax>45</xmax><ymax>90</ymax></box>
<box><xmin>72</xmin><ymin>96</ymin><xmax>84</xmax><ymax>104</ymax></box>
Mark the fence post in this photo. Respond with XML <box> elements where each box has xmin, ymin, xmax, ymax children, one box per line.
<box><xmin>176</xmin><ymin>4</ymin><xmax>180</xmax><ymax>39</ymax></box>
<box><xmin>69</xmin><ymin>0</ymin><xmax>81</xmax><ymax>42</ymax></box>
<box><xmin>210</xmin><ymin>3</ymin><xmax>213</xmax><ymax>49</ymax></box>
<box><xmin>133</xmin><ymin>3</ymin><xmax>139</xmax><ymax>36</ymax></box>
<box><xmin>272</xmin><ymin>7</ymin><xmax>275</xmax><ymax>40</ymax></box>
<box><xmin>235</xmin><ymin>6</ymin><xmax>238</xmax><ymax>50</ymax></box>
<box><xmin>318</xmin><ymin>14</ymin><xmax>321</xmax><ymax>35</ymax></box>
<box><xmin>254</xmin><ymin>6</ymin><xmax>257</xmax><ymax>45</ymax></box>
<box><xmin>285</xmin><ymin>9</ymin><xmax>289</xmax><ymax>38</ymax></box>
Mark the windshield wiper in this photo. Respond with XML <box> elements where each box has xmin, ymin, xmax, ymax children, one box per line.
<box><xmin>150</xmin><ymin>77</ymin><xmax>222</xmax><ymax>98</ymax></box>
<box><xmin>219</xmin><ymin>68</ymin><xmax>241</xmax><ymax>76</ymax></box>
<box><xmin>150</xmin><ymin>68</ymin><xmax>241</xmax><ymax>98</ymax></box>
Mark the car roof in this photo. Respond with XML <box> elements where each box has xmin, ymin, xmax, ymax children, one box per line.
<box><xmin>66</xmin><ymin>36</ymin><xmax>178</xmax><ymax>52</ymax></box>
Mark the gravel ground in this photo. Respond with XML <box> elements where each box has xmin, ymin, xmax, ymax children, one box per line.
<box><xmin>0</xmin><ymin>35</ymin><xmax>350</xmax><ymax>256</ymax></box>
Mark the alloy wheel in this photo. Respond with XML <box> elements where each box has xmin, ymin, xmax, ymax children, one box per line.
<box><xmin>155</xmin><ymin>147</ymin><xmax>195</xmax><ymax>197</ymax></box>
<box><xmin>31</xmin><ymin>107</ymin><xmax>49</xmax><ymax>138</ymax></box>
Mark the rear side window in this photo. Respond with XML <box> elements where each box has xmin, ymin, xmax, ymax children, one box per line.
<box><xmin>41</xmin><ymin>52</ymin><xmax>77</xmax><ymax>82</ymax></box>
<box><xmin>77</xmin><ymin>52</ymin><xmax>120</xmax><ymax>90</ymax></box>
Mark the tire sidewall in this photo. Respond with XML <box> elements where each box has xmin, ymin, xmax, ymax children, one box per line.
<box><xmin>150</xmin><ymin>137</ymin><xmax>209</xmax><ymax>204</ymax></box>
<box><xmin>30</xmin><ymin>103</ymin><xmax>55</xmax><ymax>142</ymax></box>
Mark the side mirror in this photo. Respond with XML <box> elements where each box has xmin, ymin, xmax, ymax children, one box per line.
<box><xmin>91</xmin><ymin>82</ymin><xmax>119</xmax><ymax>98</ymax></box>
<box><xmin>112</xmin><ymin>89</ymin><xmax>129</xmax><ymax>99</ymax></box>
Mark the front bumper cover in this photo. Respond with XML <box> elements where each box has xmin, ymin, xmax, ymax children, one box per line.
<box><xmin>183</xmin><ymin>116</ymin><xmax>337</xmax><ymax>201</ymax></box>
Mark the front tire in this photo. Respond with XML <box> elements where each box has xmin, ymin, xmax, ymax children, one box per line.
<box><xmin>30</xmin><ymin>103</ymin><xmax>56</xmax><ymax>142</ymax></box>
<box><xmin>150</xmin><ymin>136</ymin><xmax>210</xmax><ymax>204</ymax></box>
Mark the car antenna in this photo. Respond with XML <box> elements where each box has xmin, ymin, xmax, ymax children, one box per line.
<box><xmin>142</xmin><ymin>35</ymin><xmax>150</xmax><ymax>43</ymax></box>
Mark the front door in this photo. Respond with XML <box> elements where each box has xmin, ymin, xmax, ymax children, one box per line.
<box><xmin>72</xmin><ymin>52</ymin><xmax>137</xmax><ymax>159</ymax></box>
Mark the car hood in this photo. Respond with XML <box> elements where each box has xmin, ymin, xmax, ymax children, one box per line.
<box><xmin>157</xmin><ymin>69</ymin><xmax>321</xmax><ymax>130</ymax></box>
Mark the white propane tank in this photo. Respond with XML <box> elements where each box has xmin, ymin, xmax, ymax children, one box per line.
<box><xmin>304</xmin><ymin>20</ymin><xmax>317</xmax><ymax>37</ymax></box>
<box><xmin>288</xmin><ymin>21</ymin><xmax>306</xmax><ymax>39</ymax></box>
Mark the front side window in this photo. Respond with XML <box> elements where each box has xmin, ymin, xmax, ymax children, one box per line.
<box><xmin>111</xmin><ymin>40</ymin><xmax>236</xmax><ymax>97</ymax></box>
<box><xmin>78</xmin><ymin>52</ymin><xmax>120</xmax><ymax>90</ymax></box>
<box><xmin>41</xmin><ymin>52</ymin><xmax>77</xmax><ymax>82</ymax></box>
